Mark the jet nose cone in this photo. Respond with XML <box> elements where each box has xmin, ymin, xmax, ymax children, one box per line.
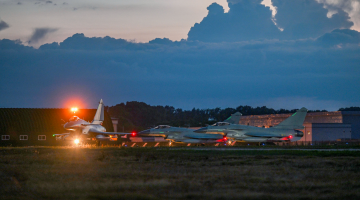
<box><xmin>194</xmin><ymin>127</ymin><xmax>208</xmax><ymax>133</ymax></box>
<box><xmin>63</xmin><ymin>123</ymin><xmax>70</xmax><ymax>129</ymax></box>
<box><xmin>139</xmin><ymin>129</ymin><xmax>151</xmax><ymax>134</ymax></box>
<box><xmin>63</xmin><ymin>122</ymin><xmax>75</xmax><ymax>130</ymax></box>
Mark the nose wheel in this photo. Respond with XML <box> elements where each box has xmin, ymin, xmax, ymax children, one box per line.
<box><xmin>226</xmin><ymin>138</ymin><xmax>235</xmax><ymax>146</ymax></box>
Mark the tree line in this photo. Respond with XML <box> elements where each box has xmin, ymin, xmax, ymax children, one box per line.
<box><xmin>107</xmin><ymin>101</ymin><xmax>359</xmax><ymax>132</ymax></box>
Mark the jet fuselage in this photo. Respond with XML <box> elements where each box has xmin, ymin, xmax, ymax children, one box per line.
<box><xmin>195</xmin><ymin>107</ymin><xmax>308</xmax><ymax>143</ymax></box>
<box><xmin>139</xmin><ymin>125</ymin><xmax>227</xmax><ymax>144</ymax></box>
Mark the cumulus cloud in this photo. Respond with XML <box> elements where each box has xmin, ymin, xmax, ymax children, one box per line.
<box><xmin>188</xmin><ymin>1</ymin><xmax>279</xmax><ymax>42</ymax></box>
<box><xmin>149</xmin><ymin>38</ymin><xmax>175</xmax><ymax>45</ymax></box>
<box><xmin>316</xmin><ymin>0</ymin><xmax>360</xmax><ymax>31</ymax></box>
<box><xmin>272</xmin><ymin>0</ymin><xmax>353</xmax><ymax>39</ymax></box>
<box><xmin>261</xmin><ymin>0</ymin><xmax>283</xmax><ymax>31</ymax></box>
<box><xmin>28</xmin><ymin>27</ymin><xmax>58</xmax><ymax>44</ymax></box>
<box><xmin>316</xmin><ymin>28</ymin><xmax>360</xmax><ymax>47</ymax></box>
<box><xmin>188</xmin><ymin>0</ymin><xmax>354</xmax><ymax>42</ymax></box>
<box><xmin>1</xmin><ymin>32</ymin><xmax>360</xmax><ymax>110</ymax></box>
<box><xmin>0</xmin><ymin>19</ymin><xmax>10</xmax><ymax>31</ymax></box>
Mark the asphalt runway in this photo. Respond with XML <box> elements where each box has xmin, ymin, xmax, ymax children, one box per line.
<box><xmin>168</xmin><ymin>147</ymin><xmax>360</xmax><ymax>151</ymax></box>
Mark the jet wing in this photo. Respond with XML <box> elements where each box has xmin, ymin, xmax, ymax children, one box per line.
<box><xmin>244</xmin><ymin>132</ymin><xmax>282</xmax><ymax>138</ymax></box>
<box><xmin>88</xmin><ymin>128</ymin><xmax>134</xmax><ymax>135</ymax></box>
<box><xmin>183</xmin><ymin>133</ymin><xmax>223</xmax><ymax>139</ymax></box>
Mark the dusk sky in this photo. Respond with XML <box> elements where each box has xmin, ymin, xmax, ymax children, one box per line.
<box><xmin>1</xmin><ymin>0</ymin><xmax>360</xmax><ymax>111</ymax></box>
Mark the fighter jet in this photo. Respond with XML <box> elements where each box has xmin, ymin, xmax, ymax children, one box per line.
<box><xmin>55</xmin><ymin>99</ymin><xmax>134</xmax><ymax>145</ymax></box>
<box><xmin>138</xmin><ymin>125</ymin><xmax>227</xmax><ymax>145</ymax></box>
<box><xmin>195</xmin><ymin>108</ymin><xmax>308</xmax><ymax>143</ymax></box>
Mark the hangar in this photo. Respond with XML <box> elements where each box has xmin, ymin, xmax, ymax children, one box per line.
<box><xmin>239</xmin><ymin>111</ymin><xmax>360</xmax><ymax>142</ymax></box>
<box><xmin>0</xmin><ymin>108</ymin><xmax>114</xmax><ymax>146</ymax></box>
<box><xmin>1</xmin><ymin>108</ymin><xmax>360</xmax><ymax>146</ymax></box>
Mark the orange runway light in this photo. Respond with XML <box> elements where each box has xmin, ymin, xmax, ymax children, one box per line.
<box><xmin>71</xmin><ymin>107</ymin><xmax>78</xmax><ymax>113</ymax></box>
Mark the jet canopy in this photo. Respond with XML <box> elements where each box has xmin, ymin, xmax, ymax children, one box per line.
<box><xmin>154</xmin><ymin>125</ymin><xmax>171</xmax><ymax>129</ymax></box>
<box><xmin>69</xmin><ymin>116</ymin><xmax>80</xmax><ymax>121</ymax></box>
<box><xmin>212</xmin><ymin>122</ymin><xmax>230</xmax><ymax>126</ymax></box>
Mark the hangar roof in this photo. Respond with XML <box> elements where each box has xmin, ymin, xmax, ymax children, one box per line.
<box><xmin>0</xmin><ymin>108</ymin><xmax>114</xmax><ymax>135</ymax></box>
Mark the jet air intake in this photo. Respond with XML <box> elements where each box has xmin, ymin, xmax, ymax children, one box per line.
<box><xmin>294</xmin><ymin>130</ymin><xmax>304</xmax><ymax>137</ymax></box>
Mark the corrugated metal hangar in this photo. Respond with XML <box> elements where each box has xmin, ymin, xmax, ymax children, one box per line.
<box><xmin>1</xmin><ymin>108</ymin><xmax>359</xmax><ymax>146</ymax></box>
<box><xmin>239</xmin><ymin>111</ymin><xmax>360</xmax><ymax>142</ymax></box>
<box><xmin>0</xmin><ymin>108</ymin><xmax>114</xmax><ymax>146</ymax></box>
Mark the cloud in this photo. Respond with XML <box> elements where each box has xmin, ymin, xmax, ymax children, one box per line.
<box><xmin>0</xmin><ymin>39</ymin><xmax>30</xmax><ymax>50</ymax></box>
<box><xmin>188</xmin><ymin>1</ymin><xmax>280</xmax><ymax>42</ymax></box>
<box><xmin>272</xmin><ymin>0</ymin><xmax>353</xmax><ymax>39</ymax></box>
<box><xmin>1</xmin><ymin>31</ymin><xmax>360</xmax><ymax>110</ymax></box>
<box><xmin>316</xmin><ymin>28</ymin><xmax>360</xmax><ymax>47</ymax></box>
<box><xmin>0</xmin><ymin>19</ymin><xmax>10</xmax><ymax>31</ymax></box>
<box><xmin>261</xmin><ymin>0</ymin><xmax>283</xmax><ymax>31</ymax></box>
<box><xmin>187</xmin><ymin>0</ymin><xmax>353</xmax><ymax>42</ymax></box>
<box><xmin>316</xmin><ymin>0</ymin><xmax>360</xmax><ymax>31</ymax></box>
<box><xmin>28</xmin><ymin>27</ymin><xmax>58</xmax><ymax>44</ymax></box>
<box><xmin>149</xmin><ymin>38</ymin><xmax>176</xmax><ymax>45</ymax></box>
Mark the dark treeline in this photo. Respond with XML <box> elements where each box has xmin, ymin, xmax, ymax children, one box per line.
<box><xmin>107</xmin><ymin>101</ymin><xmax>358</xmax><ymax>132</ymax></box>
<box><xmin>339</xmin><ymin>107</ymin><xmax>360</xmax><ymax>111</ymax></box>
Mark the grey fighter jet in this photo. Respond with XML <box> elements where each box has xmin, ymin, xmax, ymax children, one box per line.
<box><xmin>55</xmin><ymin>99</ymin><xmax>134</xmax><ymax>145</ymax></box>
<box><xmin>195</xmin><ymin>108</ymin><xmax>308</xmax><ymax>143</ymax></box>
<box><xmin>138</xmin><ymin>125</ymin><xmax>227</xmax><ymax>145</ymax></box>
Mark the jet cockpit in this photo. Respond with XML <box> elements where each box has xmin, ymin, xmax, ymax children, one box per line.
<box><xmin>212</xmin><ymin>122</ymin><xmax>230</xmax><ymax>126</ymax></box>
<box><xmin>69</xmin><ymin>116</ymin><xmax>80</xmax><ymax>121</ymax></box>
<box><xmin>154</xmin><ymin>125</ymin><xmax>171</xmax><ymax>129</ymax></box>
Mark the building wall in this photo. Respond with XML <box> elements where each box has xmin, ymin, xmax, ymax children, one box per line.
<box><xmin>238</xmin><ymin>111</ymin><xmax>344</xmax><ymax>128</ymax></box>
<box><xmin>0</xmin><ymin>108</ymin><xmax>114</xmax><ymax>146</ymax></box>
<box><xmin>238</xmin><ymin>111</ymin><xmax>360</xmax><ymax>141</ymax></box>
<box><xmin>342</xmin><ymin>111</ymin><xmax>360</xmax><ymax>139</ymax></box>
<box><xmin>312</xmin><ymin>123</ymin><xmax>352</xmax><ymax>141</ymax></box>
<box><xmin>300</xmin><ymin>123</ymin><xmax>313</xmax><ymax>142</ymax></box>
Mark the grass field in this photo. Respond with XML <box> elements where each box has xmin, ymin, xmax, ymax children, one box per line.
<box><xmin>1</xmin><ymin>147</ymin><xmax>360</xmax><ymax>200</ymax></box>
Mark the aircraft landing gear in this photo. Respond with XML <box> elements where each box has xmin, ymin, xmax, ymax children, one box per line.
<box><xmin>96</xmin><ymin>140</ymin><xmax>101</xmax><ymax>147</ymax></box>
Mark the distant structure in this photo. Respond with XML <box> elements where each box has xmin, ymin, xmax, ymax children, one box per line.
<box><xmin>111</xmin><ymin>117</ymin><xmax>118</xmax><ymax>132</ymax></box>
<box><xmin>239</xmin><ymin>111</ymin><xmax>360</xmax><ymax>142</ymax></box>
<box><xmin>0</xmin><ymin>108</ymin><xmax>114</xmax><ymax>146</ymax></box>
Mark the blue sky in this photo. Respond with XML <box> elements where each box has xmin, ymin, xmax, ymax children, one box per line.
<box><xmin>0</xmin><ymin>0</ymin><xmax>360</xmax><ymax>111</ymax></box>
